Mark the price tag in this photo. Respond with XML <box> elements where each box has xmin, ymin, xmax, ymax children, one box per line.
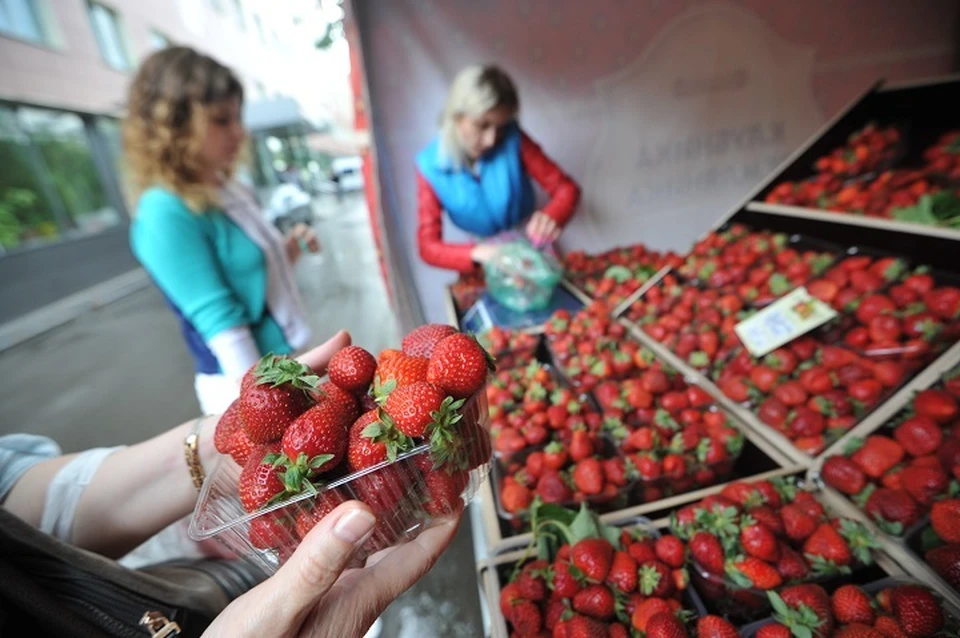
<box><xmin>734</xmin><ymin>287</ymin><xmax>838</xmax><ymax>357</ymax></box>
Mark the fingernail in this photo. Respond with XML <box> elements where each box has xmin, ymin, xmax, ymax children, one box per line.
<box><xmin>333</xmin><ymin>508</ymin><xmax>375</xmax><ymax>544</ymax></box>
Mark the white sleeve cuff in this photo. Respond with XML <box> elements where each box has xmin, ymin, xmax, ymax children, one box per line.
<box><xmin>207</xmin><ymin>326</ymin><xmax>261</xmax><ymax>380</ymax></box>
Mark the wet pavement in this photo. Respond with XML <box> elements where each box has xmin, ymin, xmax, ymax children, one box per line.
<box><xmin>0</xmin><ymin>192</ymin><xmax>485</xmax><ymax>637</ymax></box>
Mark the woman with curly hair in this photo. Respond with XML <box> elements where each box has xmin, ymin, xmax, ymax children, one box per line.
<box><xmin>126</xmin><ymin>47</ymin><xmax>319</xmax><ymax>414</ymax></box>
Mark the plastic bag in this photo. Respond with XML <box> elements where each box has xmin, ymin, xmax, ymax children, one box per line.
<box><xmin>483</xmin><ymin>240</ymin><xmax>563</xmax><ymax>312</ymax></box>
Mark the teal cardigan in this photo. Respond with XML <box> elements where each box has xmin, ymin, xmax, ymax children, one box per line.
<box><xmin>130</xmin><ymin>187</ymin><xmax>291</xmax><ymax>374</ymax></box>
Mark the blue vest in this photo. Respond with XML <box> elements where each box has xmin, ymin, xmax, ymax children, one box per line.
<box><xmin>416</xmin><ymin>123</ymin><xmax>534</xmax><ymax>237</ymax></box>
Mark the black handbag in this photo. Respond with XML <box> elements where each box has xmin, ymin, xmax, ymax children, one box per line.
<box><xmin>0</xmin><ymin>508</ymin><xmax>264</xmax><ymax>637</ymax></box>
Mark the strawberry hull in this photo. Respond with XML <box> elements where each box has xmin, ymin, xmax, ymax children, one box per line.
<box><xmin>189</xmin><ymin>386</ymin><xmax>492</xmax><ymax>574</ymax></box>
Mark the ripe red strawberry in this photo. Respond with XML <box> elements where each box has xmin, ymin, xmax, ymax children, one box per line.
<box><xmin>382</xmin><ymin>381</ymin><xmax>448</xmax><ymax>438</ymax></box>
<box><xmin>741</xmin><ymin>516</ymin><xmax>781</xmax><ymax>562</ymax></box>
<box><xmin>654</xmin><ymin>535</ymin><xmax>686</xmax><ymax>569</ymax></box>
<box><xmin>777</xmin><ymin>584</ymin><xmax>834</xmax><ymax>637</ymax></box>
<box><xmin>515</xmin><ymin>559</ymin><xmax>548</xmax><ymax>601</ymax></box>
<box><xmin>214</xmin><ymin>399</ymin><xmax>257</xmax><ymax>465</ymax></box>
<box><xmin>552</xmin><ymin>559</ymin><xmax>583</xmax><ymax>598</ymax></box>
<box><xmin>639</xmin><ymin>560</ymin><xmax>675</xmax><ymax>598</ymax></box>
<box><xmin>500</xmin><ymin>482</ymin><xmax>532</xmax><ymax>514</ymax></box>
<box><xmin>893</xmin><ymin>416</ymin><xmax>942</xmax><ymax>458</ymax></box>
<box><xmin>572</xmin><ymin>538</ymin><xmax>614</xmax><ymax>582</ymax></box>
<box><xmin>293</xmin><ymin>490</ymin><xmax>346</xmax><ymax>539</ymax></box>
<box><xmin>375</xmin><ymin>353</ymin><xmax>429</xmax><ymax>390</ymax></box>
<box><xmin>833</xmin><ymin>624</ymin><xmax>883</xmax><ymax>638</ymax></box>
<box><xmin>900</xmin><ymin>465</ymin><xmax>948</xmax><ymax>505</ymax></box>
<box><xmin>499</xmin><ymin>581</ymin><xmax>522</xmax><ymax>619</ymax></box>
<box><xmin>238</xmin><ymin>444</ymin><xmax>286</xmax><ymax>512</ymax></box>
<box><xmin>775</xmin><ymin>543</ymin><xmax>810</xmax><ymax>581</ymax></box>
<box><xmin>426</xmin><ymin>333</ymin><xmax>493</xmax><ymax>399</ymax></box>
<box><xmin>851</xmin><ymin>436</ymin><xmax>905</xmax><ymax>479</ymax></box>
<box><xmin>690</xmin><ymin>531</ymin><xmax>725</xmax><ymax>575</ymax></box>
<box><xmin>572</xmin><ymin>457</ymin><xmax>604</xmax><ymax>495</ymax></box>
<box><xmin>696</xmin><ymin>615</ymin><xmax>739</xmax><ymax>638</ymax></box>
<box><xmin>345</xmin><ymin>409</ymin><xmax>412</xmax><ymax>472</ymax></box>
<box><xmin>756</xmin><ymin>624</ymin><xmax>792</xmax><ymax>638</ymax></box>
<box><xmin>729</xmin><ymin>556</ymin><xmax>782</xmax><ymax>590</ymax></box>
<box><xmin>865</xmin><ymin>488</ymin><xmax>922</xmax><ymax>533</ymax></box>
<box><xmin>402</xmin><ymin>323</ymin><xmax>457</xmax><ymax>358</ymax></box>
<box><xmin>240</xmin><ymin>356</ymin><xmax>318</xmax><ymax>443</ymax></box>
<box><xmin>780</xmin><ymin>504</ymin><xmax>819</xmax><ymax>542</ymax></box>
<box><xmin>926</xmin><ymin>543</ymin><xmax>960</xmax><ymax>590</ymax></box>
<box><xmin>931</xmin><ymin>499</ymin><xmax>960</xmax><ymax>543</ymax></box>
<box><xmin>536</xmin><ymin>470</ymin><xmax>573</xmax><ymax>504</ymax></box>
<box><xmin>890</xmin><ymin>585</ymin><xmax>944</xmax><ymax>637</ymax></box>
<box><xmin>327</xmin><ymin>345</ymin><xmax>377</xmax><ymax>394</ymax></box>
<box><xmin>416</xmin><ymin>455</ymin><xmax>468</xmax><ymax>515</ymax></box>
<box><xmin>913</xmin><ymin>389</ymin><xmax>958</xmax><ymax>424</ymax></box>
<box><xmin>645</xmin><ymin>612</ymin><xmax>688</xmax><ymax>638</ymax></box>
<box><xmin>821</xmin><ymin>456</ymin><xmax>867</xmax><ymax>496</ymax></box>
<box><xmin>873</xmin><ymin>616</ymin><xmax>909</xmax><ymax>638</ymax></box>
<box><xmin>316</xmin><ymin>381</ymin><xmax>360</xmax><ymax>422</ymax></box>
<box><xmin>572</xmin><ymin>583</ymin><xmax>615</xmax><ymax>620</ymax></box>
<box><xmin>803</xmin><ymin>522</ymin><xmax>852</xmax><ymax>567</ymax></box>
<box><xmin>280</xmin><ymin>400</ymin><xmax>350</xmax><ymax>482</ymax></box>
<box><xmin>632</xmin><ymin>598</ymin><xmax>673</xmax><ymax>632</ymax></box>
<box><xmin>248</xmin><ymin>512</ymin><xmax>297</xmax><ymax>554</ymax></box>
<box><xmin>606</xmin><ymin>551</ymin><xmax>638</xmax><ymax>593</ymax></box>
<box><xmin>832</xmin><ymin>584</ymin><xmax>875</xmax><ymax>625</ymax></box>
<box><xmin>559</xmin><ymin>614</ymin><xmax>608</xmax><ymax>638</ymax></box>
<box><xmin>509</xmin><ymin>599</ymin><xmax>542</xmax><ymax>635</ymax></box>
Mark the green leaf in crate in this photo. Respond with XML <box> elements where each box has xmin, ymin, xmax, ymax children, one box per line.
<box><xmin>920</xmin><ymin>525</ymin><xmax>946</xmax><ymax>552</ymax></box>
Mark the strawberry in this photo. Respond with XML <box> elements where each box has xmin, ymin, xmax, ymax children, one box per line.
<box><xmin>833</xmin><ymin>625</ymin><xmax>883</xmax><ymax>638</ymax></box>
<box><xmin>544</xmin><ymin>598</ymin><xmax>568</xmax><ymax>631</ymax></box>
<box><xmin>381</xmin><ymin>381</ymin><xmax>448</xmax><ymax>437</ymax></box>
<box><xmin>426</xmin><ymin>333</ymin><xmax>493</xmax><ymax>399</ymax></box>
<box><xmin>572</xmin><ymin>457</ymin><xmax>604</xmax><ymax>495</ymax></box>
<box><xmin>415</xmin><ymin>455</ymin><xmax>468</xmax><ymax>515</ymax></box>
<box><xmin>214</xmin><ymin>399</ymin><xmax>256</xmax><ymax>465</ymax></box>
<box><xmin>775</xmin><ymin>543</ymin><xmax>810</xmax><ymax>581</ymax></box>
<box><xmin>402</xmin><ymin>323</ymin><xmax>457</xmax><ymax>358</ymax></box>
<box><xmin>654</xmin><ymin>535</ymin><xmax>686</xmax><ymax>569</ymax></box>
<box><xmin>632</xmin><ymin>598</ymin><xmax>673</xmax><ymax>632</ymax></box>
<box><xmin>803</xmin><ymin>522</ymin><xmax>852</xmax><ymax>568</ymax></box>
<box><xmin>926</xmin><ymin>543</ymin><xmax>960</xmax><ymax>590</ymax></box>
<box><xmin>500</xmin><ymin>482</ymin><xmax>532</xmax><ymax>514</ymax></box>
<box><xmin>293</xmin><ymin>490</ymin><xmax>346</xmax><ymax>539</ymax></box>
<box><xmin>316</xmin><ymin>381</ymin><xmax>360</xmax><ymax>420</ymax></box>
<box><xmin>606</xmin><ymin>551</ymin><xmax>638</xmax><ymax>593</ymax></box>
<box><xmin>572</xmin><ymin>538</ymin><xmax>614</xmax><ymax>582</ymax></box>
<box><xmin>375</xmin><ymin>353</ymin><xmax>429</xmax><ymax>391</ymax></box>
<box><xmin>728</xmin><ymin>556</ymin><xmax>782</xmax><ymax>590</ymax></box>
<box><xmin>913</xmin><ymin>389</ymin><xmax>958</xmax><ymax>424</ymax></box>
<box><xmin>865</xmin><ymin>488</ymin><xmax>922</xmax><ymax>534</ymax></box>
<box><xmin>346</xmin><ymin>409</ymin><xmax>413</xmax><ymax>472</ymax></box>
<box><xmin>240</xmin><ymin>355</ymin><xmax>318</xmax><ymax>443</ymax></box>
<box><xmin>832</xmin><ymin>584</ymin><xmax>875</xmax><ymax>625</ymax></box>
<box><xmin>279</xmin><ymin>400</ymin><xmax>350</xmax><ymax>483</ymax></box>
<box><xmin>552</xmin><ymin>559</ymin><xmax>583</xmax><ymax>598</ymax></box>
<box><xmin>821</xmin><ymin>456</ymin><xmax>867</xmax><ymax>495</ymax></box>
<box><xmin>900</xmin><ymin>465</ymin><xmax>948</xmax><ymax>505</ymax></box>
<box><xmin>327</xmin><ymin>345</ymin><xmax>377</xmax><ymax>395</ymax></box>
<box><xmin>696</xmin><ymin>615</ymin><xmax>739</xmax><ymax>638</ymax></box>
<box><xmin>893</xmin><ymin>416</ymin><xmax>942</xmax><ymax>458</ymax></box>
<box><xmin>890</xmin><ymin>585</ymin><xmax>944</xmax><ymax>637</ymax></box>
<box><xmin>741</xmin><ymin>515</ymin><xmax>781</xmax><ymax>562</ymax></box>
<box><xmin>572</xmin><ymin>584</ymin><xmax>615</xmax><ymax>620</ymax></box>
<box><xmin>851</xmin><ymin>436</ymin><xmax>905</xmax><ymax>479</ymax></box>
<box><xmin>639</xmin><ymin>560</ymin><xmax>675</xmax><ymax>598</ymax></box>
<box><xmin>248</xmin><ymin>511</ymin><xmax>294</xmax><ymax>549</ymax></box>
<box><xmin>515</xmin><ymin>559</ymin><xmax>548</xmax><ymax>601</ymax></box>
<box><xmin>509</xmin><ymin>600</ymin><xmax>542</xmax><ymax>635</ymax></box>
<box><xmin>238</xmin><ymin>444</ymin><xmax>286</xmax><ymax>512</ymax></box>
<box><xmin>756</xmin><ymin>624</ymin><xmax>792</xmax><ymax>638</ymax></box>
<box><xmin>780</xmin><ymin>504</ymin><xmax>819</xmax><ymax>542</ymax></box>
<box><xmin>536</xmin><ymin>470</ymin><xmax>573</xmax><ymax>504</ymax></box>
<box><xmin>775</xmin><ymin>584</ymin><xmax>834</xmax><ymax>637</ymax></box>
<box><xmin>645</xmin><ymin>612</ymin><xmax>688</xmax><ymax>638</ymax></box>
<box><xmin>931</xmin><ymin>498</ymin><xmax>960</xmax><ymax>543</ymax></box>
<box><xmin>689</xmin><ymin>531</ymin><xmax>725</xmax><ymax>575</ymax></box>
<box><xmin>874</xmin><ymin>616</ymin><xmax>910</xmax><ymax>638</ymax></box>
<box><xmin>560</xmin><ymin>614</ymin><xmax>608</xmax><ymax>638</ymax></box>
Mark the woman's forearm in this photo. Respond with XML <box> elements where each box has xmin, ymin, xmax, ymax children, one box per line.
<box><xmin>70</xmin><ymin>416</ymin><xmax>219</xmax><ymax>558</ymax></box>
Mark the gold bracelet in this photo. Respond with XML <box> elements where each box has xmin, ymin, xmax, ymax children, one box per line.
<box><xmin>183</xmin><ymin>417</ymin><xmax>206</xmax><ymax>492</ymax></box>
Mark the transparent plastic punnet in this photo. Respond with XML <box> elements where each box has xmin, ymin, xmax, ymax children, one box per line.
<box><xmin>189</xmin><ymin>388</ymin><xmax>492</xmax><ymax>575</ymax></box>
<box><xmin>483</xmin><ymin>240</ymin><xmax>563</xmax><ymax>313</ymax></box>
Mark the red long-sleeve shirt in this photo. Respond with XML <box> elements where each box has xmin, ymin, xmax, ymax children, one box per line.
<box><xmin>417</xmin><ymin>130</ymin><xmax>581</xmax><ymax>272</ymax></box>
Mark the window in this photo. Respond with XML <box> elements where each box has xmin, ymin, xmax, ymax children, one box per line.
<box><xmin>87</xmin><ymin>2</ymin><xmax>130</xmax><ymax>70</ymax></box>
<box><xmin>148</xmin><ymin>29</ymin><xmax>170</xmax><ymax>50</ymax></box>
<box><xmin>17</xmin><ymin>107</ymin><xmax>120</xmax><ymax>237</ymax></box>
<box><xmin>0</xmin><ymin>0</ymin><xmax>44</xmax><ymax>43</ymax></box>
<box><xmin>232</xmin><ymin>0</ymin><xmax>245</xmax><ymax>30</ymax></box>
<box><xmin>253</xmin><ymin>14</ymin><xmax>265</xmax><ymax>44</ymax></box>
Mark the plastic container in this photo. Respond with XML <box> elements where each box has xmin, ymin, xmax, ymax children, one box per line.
<box><xmin>483</xmin><ymin>241</ymin><xmax>563</xmax><ymax>313</ymax></box>
<box><xmin>189</xmin><ymin>389</ymin><xmax>492</xmax><ymax>575</ymax></box>
<box><xmin>491</xmin><ymin>437</ymin><xmax>634</xmax><ymax>521</ymax></box>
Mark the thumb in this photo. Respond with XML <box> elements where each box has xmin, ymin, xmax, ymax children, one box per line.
<box><xmin>220</xmin><ymin>502</ymin><xmax>376</xmax><ymax>634</ymax></box>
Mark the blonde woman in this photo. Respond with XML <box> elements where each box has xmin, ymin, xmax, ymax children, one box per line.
<box><xmin>125</xmin><ymin>47</ymin><xmax>319</xmax><ymax>414</ymax></box>
<box><xmin>416</xmin><ymin>65</ymin><xmax>581</xmax><ymax>272</ymax></box>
